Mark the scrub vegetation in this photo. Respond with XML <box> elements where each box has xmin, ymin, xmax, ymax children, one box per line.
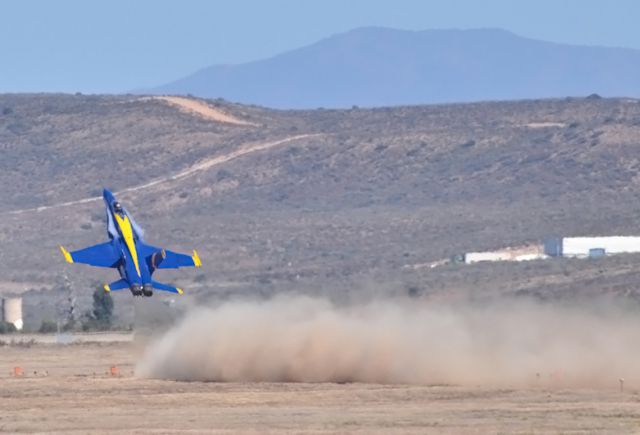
<box><xmin>2</xmin><ymin>95</ymin><xmax>640</xmax><ymax>326</ymax></box>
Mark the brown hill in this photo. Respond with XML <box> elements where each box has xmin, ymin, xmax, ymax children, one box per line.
<box><xmin>2</xmin><ymin>94</ymin><xmax>640</xmax><ymax>327</ymax></box>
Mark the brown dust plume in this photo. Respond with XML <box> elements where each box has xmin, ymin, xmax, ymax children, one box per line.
<box><xmin>136</xmin><ymin>295</ymin><xmax>640</xmax><ymax>387</ymax></box>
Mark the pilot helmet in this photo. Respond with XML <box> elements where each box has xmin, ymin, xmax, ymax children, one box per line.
<box><xmin>113</xmin><ymin>202</ymin><xmax>123</xmax><ymax>213</ymax></box>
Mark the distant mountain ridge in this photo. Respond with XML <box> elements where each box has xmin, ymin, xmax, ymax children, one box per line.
<box><xmin>147</xmin><ymin>27</ymin><xmax>640</xmax><ymax>108</ymax></box>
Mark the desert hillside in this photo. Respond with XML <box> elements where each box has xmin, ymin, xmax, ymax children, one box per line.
<box><xmin>2</xmin><ymin>94</ymin><xmax>640</xmax><ymax>326</ymax></box>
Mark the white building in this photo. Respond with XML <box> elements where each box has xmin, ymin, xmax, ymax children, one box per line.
<box><xmin>544</xmin><ymin>236</ymin><xmax>640</xmax><ymax>258</ymax></box>
<box><xmin>464</xmin><ymin>245</ymin><xmax>547</xmax><ymax>264</ymax></box>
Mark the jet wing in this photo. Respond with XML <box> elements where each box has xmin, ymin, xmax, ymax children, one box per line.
<box><xmin>60</xmin><ymin>242</ymin><xmax>120</xmax><ymax>268</ymax></box>
<box><xmin>156</xmin><ymin>248</ymin><xmax>201</xmax><ymax>269</ymax></box>
<box><xmin>137</xmin><ymin>242</ymin><xmax>201</xmax><ymax>269</ymax></box>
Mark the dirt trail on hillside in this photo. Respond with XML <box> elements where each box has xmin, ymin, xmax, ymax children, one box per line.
<box><xmin>3</xmin><ymin>134</ymin><xmax>319</xmax><ymax>216</ymax></box>
<box><xmin>145</xmin><ymin>96</ymin><xmax>258</xmax><ymax>126</ymax></box>
<box><xmin>117</xmin><ymin>134</ymin><xmax>319</xmax><ymax>195</ymax></box>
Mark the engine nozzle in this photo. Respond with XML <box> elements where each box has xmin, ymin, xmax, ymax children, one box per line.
<box><xmin>143</xmin><ymin>283</ymin><xmax>153</xmax><ymax>297</ymax></box>
<box><xmin>131</xmin><ymin>284</ymin><xmax>143</xmax><ymax>296</ymax></box>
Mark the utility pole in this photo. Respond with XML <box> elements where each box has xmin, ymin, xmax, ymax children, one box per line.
<box><xmin>58</xmin><ymin>273</ymin><xmax>76</xmax><ymax>331</ymax></box>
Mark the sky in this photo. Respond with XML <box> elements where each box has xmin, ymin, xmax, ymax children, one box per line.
<box><xmin>1</xmin><ymin>0</ymin><xmax>639</xmax><ymax>93</ymax></box>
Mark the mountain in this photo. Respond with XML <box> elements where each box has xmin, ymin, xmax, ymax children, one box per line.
<box><xmin>148</xmin><ymin>27</ymin><xmax>640</xmax><ymax>108</ymax></box>
<box><xmin>3</xmin><ymin>94</ymin><xmax>640</xmax><ymax>327</ymax></box>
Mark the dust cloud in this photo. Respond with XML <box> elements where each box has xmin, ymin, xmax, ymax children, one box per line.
<box><xmin>136</xmin><ymin>294</ymin><xmax>640</xmax><ymax>387</ymax></box>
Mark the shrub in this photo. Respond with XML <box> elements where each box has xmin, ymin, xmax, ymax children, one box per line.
<box><xmin>38</xmin><ymin>320</ymin><xmax>57</xmax><ymax>333</ymax></box>
<box><xmin>216</xmin><ymin>169</ymin><xmax>233</xmax><ymax>181</ymax></box>
<box><xmin>0</xmin><ymin>322</ymin><xmax>17</xmax><ymax>334</ymax></box>
<box><xmin>81</xmin><ymin>287</ymin><xmax>114</xmax><ymax>331</ymax></box>
<box><xmin>93</xmin><ymin>287</ymin><xmax>113</xmax><ymax>328</ymax></box>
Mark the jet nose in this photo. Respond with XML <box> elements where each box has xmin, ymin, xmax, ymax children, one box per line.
<box><xmin>103</xmin><ymin>188</ymin><xmax>116</xmax><ymax>203</ymax></box>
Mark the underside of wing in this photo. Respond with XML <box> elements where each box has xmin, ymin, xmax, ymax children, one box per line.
<box><xmin>60</xmin><ymin>241</ymin><xmax>120</xmax><ymax>268</ymax></box>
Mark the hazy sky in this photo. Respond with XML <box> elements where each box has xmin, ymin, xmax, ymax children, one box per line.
<box><xmin>1</xmin><ymin>0</ymin><xmax>638</xmax><ymax>93</ymax></box>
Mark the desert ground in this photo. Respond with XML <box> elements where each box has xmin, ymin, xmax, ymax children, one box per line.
<box><xmin>1</xmin><ymin>339</ymin><xmax>639</xmax><ymax>434</ymax></box>
<box><xmin>3</xmin><ymin>95</ymin><xmax>640</xmax><ymax>433</ymax></box>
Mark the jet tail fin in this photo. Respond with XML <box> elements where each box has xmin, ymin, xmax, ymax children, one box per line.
<box><xmin>151</xmin><ymin>280</ymin><xmax>184</xmax><ymax>295</ymax></box>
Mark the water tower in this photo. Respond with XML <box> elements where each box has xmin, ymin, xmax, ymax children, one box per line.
<box><xmin>2</xmin><ymin>297</ymin><xmax>23</xmax><ymax>331</ymax></box>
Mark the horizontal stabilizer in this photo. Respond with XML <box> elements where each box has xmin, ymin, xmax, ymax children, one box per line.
<box><xmin>152</xmin><ymin>280</ymin><xmax>184</xmax><ymax>295</ymax></box>
<box><xmin>104</xmin><ymin>279</ymin><xmax>129</xmax><ymax>292</ymax></box>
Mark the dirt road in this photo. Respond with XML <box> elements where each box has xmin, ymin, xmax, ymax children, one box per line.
<box><xmin>1</xmin><ymin>343</ymin><xmax>639</xmax><ymax>434</ymax></box>
<box><xmin>2</xmin><ymin>134</ymin><xmax>318</xmax><ymax>216</ymax></box>
<box><xmin>147</xmin><ymin>96</ymin><xmax>258</xmax><ymax>126</ymax></box>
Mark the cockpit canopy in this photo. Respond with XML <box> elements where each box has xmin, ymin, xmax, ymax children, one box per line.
<box><xmin>113</xmin><ymin>202</ymin><xmax>123</xmax><ymax>213</ymax></box>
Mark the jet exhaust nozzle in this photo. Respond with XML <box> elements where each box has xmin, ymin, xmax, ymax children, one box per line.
<box><xmin>131</xmin><ymin>284</ymin><xmax>143</xmax><ymax>296</ymax></box>
<box><xmin>143</xmin><ymin>283</ymin><xmax>153</xmax><ymax>297</ymax></box>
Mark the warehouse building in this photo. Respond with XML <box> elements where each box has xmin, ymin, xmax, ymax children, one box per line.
<box><xmin>544</xmin><ymin>236</ymin><xmax>640</xmax><ymax>258</ymax></box>
<box><xmin>463</xmin><ymin>244</ymin><xmax>547</xmax><ymax>264</ymax></box>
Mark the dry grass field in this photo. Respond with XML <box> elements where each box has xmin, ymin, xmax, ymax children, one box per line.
<box><xmin>1</xmin><ymin>341</ymin><xmax>640</xmax><ymax>434</ymax></box>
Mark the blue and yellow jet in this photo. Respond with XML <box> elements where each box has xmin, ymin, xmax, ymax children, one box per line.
<box><xmin>59</xmin><ymin>189</ymin><xmax>201</xmax><ymax>297</ymax></box>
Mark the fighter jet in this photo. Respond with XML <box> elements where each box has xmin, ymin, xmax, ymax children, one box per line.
<box><xmin>59</xmin><ymin>189</ymin><xmax>201</xmax><ymax>297</ymax></box>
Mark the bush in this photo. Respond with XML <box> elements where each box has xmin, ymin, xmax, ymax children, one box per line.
<box><xmin>61</xmin><ymin>319</ymin><xmax>76</xmax><ymax>332</ymax></box>
<box><xmin>93</xmin><ymin>287</ymin><xmax>113</xmax><ymax>325</ymax></box>
<box><xmin>0</xmin><ymin>322</ymin><xmax>17</xmax><ymax>334</ymax></box>
<box><xmin>216</xmin><ymin>169</ymin><xmax>233</xmax><ymax>181</ymax></box>
<box><xmin>81</xmin><ymin>287</ymin><xmax>114</xmax><ymax>331</ymax></box>
<box><xmin>407</xmin><ymin>286</ymin><xmax>421</xmax><ymax>298</ymax></box>
<box><xmin>38</xmin><ymin>320</ymin><xmax>57</xmax><ymax>333</ymax></box>
<box><xmin>81</xmin><ymin>318</ymin><xmax>99</xmax><ymax>332</ymax></box>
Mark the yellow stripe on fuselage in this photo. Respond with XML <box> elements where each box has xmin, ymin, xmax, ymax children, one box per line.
<box><xmin>114</xmin><ymin>213</ymin><xmax>141</xmax><ymax>277</ymax></box>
